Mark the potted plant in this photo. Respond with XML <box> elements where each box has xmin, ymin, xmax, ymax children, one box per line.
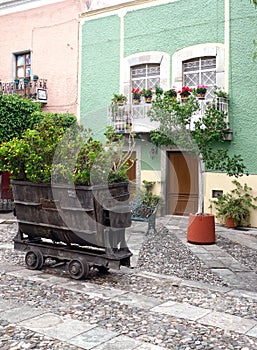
<box><xmin>112</xmin><ymin>93</ymin><xmax>127</xmax><ymax>106</ymax></box>
<box><xmin>131</xmin><ymin>88</ymin><xmax>142</xmax><ymax>104</ymax></box>
<box><xmin>141</xmin><ymin>88</ymin><xmax>153</xmax><ymax>103</ymax></box>
<box><xmin>210</xmin><ymin>180</ymin><xmax>257</xmax><ymax>228</ymax></box>
<box><xmin>164</xmin><ymin>88</ymin><xmax>177</xmax><ymax>99</ymax></box>
<box><xmin>196</xmin><ymin>84</ymin><xmax>208</xmax><ymax>99</ymax></box>
<box><xmin>178</xmin><ymin>86</ymin><xmax>192</xmax><ymax>102</ymax></box>
<box><xmin>141</xmin><ymin>180</ymin><xmax>160</xmax><ymax>207</ymax></box>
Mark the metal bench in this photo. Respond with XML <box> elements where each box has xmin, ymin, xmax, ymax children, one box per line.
<box><xmin>130</xmin><ymin>197</ymin><xmax>158</xmax><ymax>234</ymax></box>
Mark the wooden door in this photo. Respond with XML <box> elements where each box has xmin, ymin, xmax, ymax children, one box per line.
<box><xmin>166</xmin><ymin>152</ymin><xmax>198</xmax><ymax>215</ymax></box>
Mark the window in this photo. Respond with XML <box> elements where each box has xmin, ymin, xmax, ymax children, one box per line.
<box><xmin>131</xmin><ymin>63</ymin><xmax>160</xmax><ymax>93</ymax></box>
<box><xmin>172</xmin><ymin>43</ymin><xmax>225</xmax><ymax>94</ymax></box>
<box><xmin>121</xmin><ymin>51</ymin><xmax>169</xmax><ymax>132</ymax></box>
<box><xmin>183</xmin><ymin>57</ymin><xmax>216</xmax><ymax>99</ymax></box>
<box><xmin>16</xmin><ymin>52</ymin><xmax>31</xmax><ymax>79</ymax></box>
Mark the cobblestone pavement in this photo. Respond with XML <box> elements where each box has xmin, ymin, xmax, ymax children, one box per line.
<box><xmin>0</xmin><ymin>212</ymin><xmax>257</xmax><ymax>349</ymax></box>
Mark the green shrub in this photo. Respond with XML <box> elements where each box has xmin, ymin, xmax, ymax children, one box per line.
<box><xmin>0</xmin><ymin>94</ymin><xmax>41</xmax><ymax>142</ymax></box>
<box><xmin>0</xmin><ymin>114</ymin><xmax>134</xmax><ymax>185</ymax></box>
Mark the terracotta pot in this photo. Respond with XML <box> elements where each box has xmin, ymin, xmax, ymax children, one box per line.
<box><xmin>225</xmin><ymin>217</ymin><xmax>237</xmax><ymax>228</ymax></box>
<box><xmin>187</xmin><ymin>213</ymin><xmax>215</xmax><ymax>244</ymax></box>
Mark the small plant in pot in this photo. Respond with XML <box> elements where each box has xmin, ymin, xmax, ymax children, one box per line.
<box><xmin>141</xmin><ymin>180</ymin><xmax>160</xmax><ymax>208</ymax></box>
<box><xmin>112</xmin><ymin>93</ymin><xmax>127</xmax><ymax>106</ymax></box>
<box><xmin>196</xmin><ymin>84</ymin><xmax>208</xmax><ymax>99</ymax></box>
<box><xmin>131</xmin><ymin>88</ymin><xmax>142</xmax><ymax>104</ymax></box>
<box><xmin>210</xmin><ymin>180</ymin><xmax>257</xmax><ymax>228</ymax></box>
<box><xmin>141</xmin><ymin>88</ymin><xmax>153</xmax><ymax>103</ymax></box>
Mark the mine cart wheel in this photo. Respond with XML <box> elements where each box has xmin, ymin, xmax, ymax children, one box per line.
<box><xmin>25</xmin><ymin>250</ymin><xmax>44</xmax><ymax>270</ymax></box>
<box><xmin>68</xmin><ymin>258</ymin><xmax>89</xmax><ymax>280</ymax></box>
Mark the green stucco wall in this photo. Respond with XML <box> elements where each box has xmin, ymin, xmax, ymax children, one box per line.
<box><xmin>80</xmin><ymin>15</ymin><xmax>120</xmax><ymax>138</ymax></box>
<box><xmin>80</xmin><ymin>0</ymin><xmax>257</xmax><ymax>174</ymax></box>
<box><xmin>80</xmin><ymin>0</ymin><xmax>224</xmax><ymax>132</ymax></box>
<box><xmin>228</xmin><ymin>4</ymin><xmax>257</xmax><ymax>174</ymax></box>
<box><xmin>124</xmin><ymin>0</ymin><xmax>224</xmax><ymax>58</ymax></box>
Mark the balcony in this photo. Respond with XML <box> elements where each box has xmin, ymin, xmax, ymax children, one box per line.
<box><xmin>108</xmin><ymin>103</ymin><xmax>159</xmax><ymax>134</ymax></box>
<box><xmin>108</xmin><ymin>97</ymin><xmax>229</xmax><ymax>134</ymax></box>
<box><xmin>0</xmin><ymin>77</ymin><xmax>48</xmax><ymax>103</ymax></box>
<box><xmin>189</xmin><ymin>97</ymin><xmax>229</xmax><ymax>130</ymax></box>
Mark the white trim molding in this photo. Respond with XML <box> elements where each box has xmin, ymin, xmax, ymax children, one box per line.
<box><xmin>172</xmin><ymin>43</ymin><xmax>226</xmax><ymax>91</ymax></box>
<box><xmin>122</xmin><ymin>51</ymin><xmax>170</xmax><ymax>96</ymax></box>
<box><xmin>0</xmin><ymin>0</ymin><xmax>65</xmax><ymax>16</ymax></box>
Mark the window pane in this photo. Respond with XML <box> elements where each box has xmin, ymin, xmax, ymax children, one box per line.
<box><xmin>184</xmin><ymin>72</ymin><xmax>198</xmax><ymax>86</ymax></box>
<box><xmin>26</xmin><ymin>54</ymin><xmax>31</xmax><ymax>65</ymax></box>
<box><xmin>184</xmin><ymin>60</ymin><xmax>199</xmax><ymax>72</ymax></box>
<box><xmin>17</xmin><ymin>55</ymin><xmax>24</xmax><ymax>66</ymax></box>
<box><xmin>131</xmin><ymin>66</ymin><xmax>146</xmax><ymax>78</ymax></box>
<box><xmin>201</xmin><ymin>57</ymin><xmax>216</xmax><ymax>69</ymax></box>
<box><xmin>26</xmin><ymin>66</ymin><xmax>31</xmax><ymax>77</ymax></box>
<box><xmin>17</xmin><ymin>67</ymin><xmax>24</xmax><ymax>78</ymax></box>
<box><xmin>147</xmin><ymin>65</ymin><xmax>160</xmax><ymax>76</ymax></box>
<box><xmin>148</xmin><ymin>77</ymin><xmax>160</xmax><ymax>89</ymax></box>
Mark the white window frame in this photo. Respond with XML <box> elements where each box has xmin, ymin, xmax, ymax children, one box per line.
<box><xmin>122</xmin><ymin>51</ymin><xmax>170</xmax><ymax>97</ymax></box>
<box><xmin>172</xmin><ymin>43</ymin><xmax>225</xmax><ymax>92</ymax></box>
<box><xmin>183</xmin><ymin>56</ymin><xmax>217</xmax><ymax>99</ymax></box>
<box><xmin>131</xmin><ymin>63</ymin><xmax>161</xmax><ymax>95</ymax></box>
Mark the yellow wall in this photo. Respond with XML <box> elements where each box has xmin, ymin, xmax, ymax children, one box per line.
<box><xmin>205</xmin><ymin>173</ymin><xmax>257</xmax><ymax>228</ymax></box>
<box><xmin>141</xmin><ymin>170</ymin><xmax>161</xmax><ymax>195</ymax></box>
<box><xmin>140</xmin><ymin>171</ymin><xmax>257</xmax><ymax>228</ymax></box>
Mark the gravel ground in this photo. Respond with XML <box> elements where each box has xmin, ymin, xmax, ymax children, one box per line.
<box><xmin>137</xmin><ymin>227</ymin><xmax>226</xmax><ymax>286</ymax></box>
<box><xmin>0</xmin><ymin>222</ymin><xmax>257</xmax><ymax>349</ymax></box>
<box><xmin>1</xmin><ymin>274</ymin><xmax>257</xmax><ymax>350</ymax></box>
<box><xmin>216</xmin><ymin>235</ymin><xmax>257</xmax><ymax>272</ymax></box>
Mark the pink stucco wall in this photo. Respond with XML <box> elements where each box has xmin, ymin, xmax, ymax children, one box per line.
<box><xmin>0</xmin><ymin>0</ymin><xmax>84</xmax><ymax>115</ymax></box>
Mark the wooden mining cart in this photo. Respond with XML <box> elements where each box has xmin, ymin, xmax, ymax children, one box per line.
<box><xmin>12</xmin><ymin>180</ymin><xmax>132</xmax><ymax>279</ymax></box>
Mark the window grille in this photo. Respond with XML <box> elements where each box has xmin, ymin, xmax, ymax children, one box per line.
<box><xmin>131</xmin><ymin>63</ymin><xmax>160</xmax><ymax>119</ymax></box>
<box><xmin>183</xmin><ymin>57</ymin><xmax>216</xmax><ymax>99</ymax></box>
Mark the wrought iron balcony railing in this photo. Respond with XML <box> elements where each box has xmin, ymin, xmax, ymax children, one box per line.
<box><xmin>108</xmin><ymin>98</ymin><xmax>229</xmax><ymax>134</ymax></box>
<box><xmin>0</xmin><ymin>78</ymin><xmax>48</xmax><ymax>103</ymax></box>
